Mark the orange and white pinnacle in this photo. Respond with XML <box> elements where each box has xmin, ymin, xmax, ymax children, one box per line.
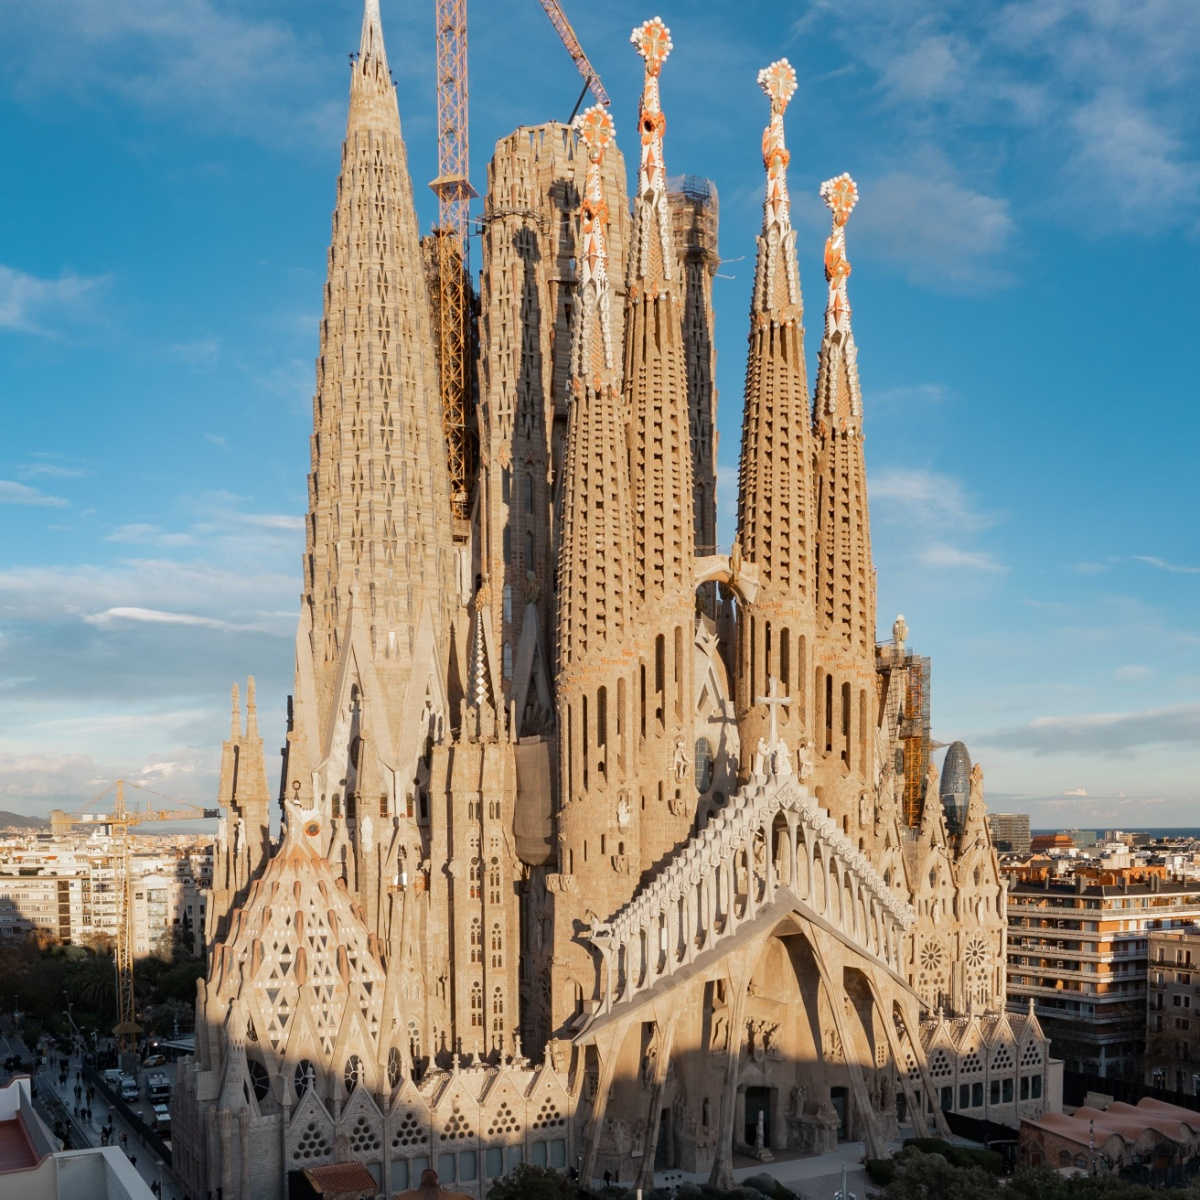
<box><xmin>630</xmin><ymin>17</ymin><xmax>675</xmax><ymax>288</ymax></box>
<box><xmin>573</xmin><ymin>105</ymin><xmax>616</xmax><ymax>382</ymax></box>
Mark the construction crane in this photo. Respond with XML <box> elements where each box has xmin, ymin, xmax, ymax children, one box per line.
<box><xmin>51</xmin><ymin>780</ymin><xmax>217</xmax><ymax>1065</ymax></box>
<box><xmin>428</xmin><ymin>0</ymin><xmax>477</xmax><ymax>525</ymax></box>
<box><xmin>426</xmin><ymin>0</ymin><xmax>609</xmax><ymax>526</ymax></box>
<box><xmin>537</xmin><ymin>0</ymin><xmax>611</xmax><ymax>119</ymax></box>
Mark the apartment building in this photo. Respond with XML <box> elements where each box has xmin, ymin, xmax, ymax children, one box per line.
<box><xmin>1006</xmin><ymin>869</ymin><xmax>1200</xmax><ymax>1078</ymax></box>
<box><xmin>1145</xmin><ymin>926</ymin><xmax>1200</xmax><ymax>1096</ymax></box>
<box><xmin>0</xmin><ymin>834</ymin><xmax>210</xmax><ymax>956</ymax></box>
<box><xmin>987</xmin><ymin>813</ymin><xmax>1032</xmax><ymax>855</ymax></box>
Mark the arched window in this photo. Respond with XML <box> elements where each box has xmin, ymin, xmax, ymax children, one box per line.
<box><xmin>248</xmin><ymin>1056</ymin><xmax>270</xmax><ymax>1102</ymax></box>
<box><xmin>344</xmin><ymin>1054</ymin><xmax>364</xmax><ymax>1092</ymax></box>
<box><xmin>470</xmin><ymin>917</ymin><xmax>482</xmax><ymax>963</ymax></box>
<box><xmin>491</xmin><ymin>922</ymin><xmax>503</xmax><ymax>968</ymax></box>
<box><xmin>488</xmin><ymin>861</ymin><xmax>502</xmax><ymax>906</ymax></box>
<box><xmin>294</xmin><ymin>1059</ymin><xmax>316</xmax><ymax>1096</ymax></box>
<box><xmin>491</xmin><ymin>987</ymin><xmax>504</xmax><ymax>1049</ymax></box>
<box><xmin>523</xmin><ymin>472</ymin><xmax>534</xmax><ymax>514</ymax></box>
<box><xmin>387</xmin><ymin>1046</ymin><xmax>403</xmax><ymax>1089</ymax></box>
<box><xmin>469</xmin><ymin>858</ymin><xmax>481</xmax><ymax>900</ymax></box>
<box><xmin>470</xmin><ymin>981</ymin><xmax>483</xmax><ymax>1027</ymax></box>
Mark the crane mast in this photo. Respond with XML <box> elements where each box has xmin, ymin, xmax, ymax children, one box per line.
<box><xmin>51</xmin><ymin>780</ymin><xmax>217</xmax><ymax>1067</ymax></box>
<box><xmin>428</xmin><ymin>0</ymin><xmax>476</xmax><ymax>525</ymax></box>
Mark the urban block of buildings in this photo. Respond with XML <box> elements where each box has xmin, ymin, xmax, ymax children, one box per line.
<box><xmin>1006</xmin><ymin>862</ymin><xmax>1200</xmax><ymax>1079</ymax></box>
<box><xmin>169</xmin><ymin>6</ymin><xmax>1041</xmax><ymax>1198</ymax></box>
<box><xmin>0</xmin><ymin>831</ymin><xmax>210</xmax><ymax>958</ymax></box>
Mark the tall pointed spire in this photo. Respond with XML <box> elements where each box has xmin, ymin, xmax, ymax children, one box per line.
<box><xmin>629</xmin><ymin>18</ymin><xmax>675</xmax><ymax>290</ymax></box>
<box><xmin>622</xmin><ymin>18</ymin><xmax>696</xmax><ymax>867</ymax></box>
<box><xmin>551</xmin><ymin>105</ymin><xmax>639</xmax><ymax>1031</ymax></box>
<box><xmin>298</xmin><ymin>0</ymin><xmax>455</xmax><ymax>785</ymax></box>
<box><xmin>352</xmin><ymin>0</ymin><xmax>393</xmax><ymax>111</ymax></box>
<box><xmin>624</xmin><ymin>16</ymin><xmax>695</xmax><ymax>605</ymax></box>
<box><xmin>557</xmin><ymin>106</ymin><xmax>635</xmax><ymax>676</ymax></box>
<box><xmin>812</xmin><ymin>172</ymin><xmax>874</xmax><ymax>659</ymax></box>
<box><xmin>815</xmin><ymin>173</ymin><xmax>862</xmax><ymax>423</ymax></box>
<box><xmin>735</xmin><ymin>58</ymin><xmax>814</xmax><ymax>753</ymax></box>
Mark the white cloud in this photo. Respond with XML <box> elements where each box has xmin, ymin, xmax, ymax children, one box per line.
<box><xmin>105</xmin><ymin>523</ymin><xmax>195</xmax><ymax>547</ymax></box>
<box><xmin>918</xmin><ymin>544</ymin><xmax>1006</xmax><ymax>572</ymax></box>
<box><xmin>870</xmin><ymin>468</ymin><xmax>994</xmax><ymax>531</ymax></box>
<box><xmin>1134</xmin><ymin>555</ymin><xmax>1200</xmax><ymax>576</ymax></box>
<box><xmin>0</xmin><ymin>480</ymin><xmax>68</xmax><ymax>507</ymax></box>
<box><xmin>84</xmin><ymin>606</ymin><xmax>245</xmax><ymax>631</ymax></box>
<box><xmin>0</xmin><ymin>264</ymin><xmax>108</xmax><ymax>335</ymax></box>
<box><xmin>984</xmin><ymin>703</ymin><xmax>1200</xmax><ymax>755</ymax></box>
<box><xmin>853</xmin><ymin>162</ymin><xmax>1015</xmax><ymax>290</ymax></box>
<box><xmin>1063</xmin><ymin>786</ymin><xmax>1088</xmax><ymax>797</ymax></box>
<box><xmin>17</xmin><ymin>462</ymin><xmax>86</xmax><ymax>479</ymax></box>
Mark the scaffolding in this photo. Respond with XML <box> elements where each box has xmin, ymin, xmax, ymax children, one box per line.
<box><xmin>877</xmin><ymin>643</ymin><xmax>931</xmax><ymax>828</ymax></box>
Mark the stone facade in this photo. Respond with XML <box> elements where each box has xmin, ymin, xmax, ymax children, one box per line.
<box><xmin>173</xmin><ymin>8</ymin><xmax>1034</xmax><ymax>1198</ymax></box>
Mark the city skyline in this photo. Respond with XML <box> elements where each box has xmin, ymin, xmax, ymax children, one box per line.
<box><xmin>1</xmin><ymin>0</ymin><xmax>1198</xmax><ymax>826</ymax></box>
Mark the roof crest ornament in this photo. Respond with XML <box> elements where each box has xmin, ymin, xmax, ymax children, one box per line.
<box><xmin>816</xmin><ymin>172</ymin><xmax>863</xmax><ymax>418</ymax></box>
<box><xmin>572</xmin><ymin>105</ymin><xmax>616</xmax><ymax>381</ymax></box>
<box><xmin>630</xmin><ymin>17</ymin><xmax>675</xmax><ymax>287</ymax></box>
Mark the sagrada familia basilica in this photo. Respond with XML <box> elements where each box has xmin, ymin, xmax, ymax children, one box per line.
<box><xmin>173</xmin><ymin>4</ymin><xmax>1060</xmax><ymax>1196</ymax></box>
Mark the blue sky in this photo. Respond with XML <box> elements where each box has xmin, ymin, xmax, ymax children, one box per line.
<box><xmin>1</xmin><ymin>0</ymin><xmax>1197</xmax><ymax>828</ymax></box>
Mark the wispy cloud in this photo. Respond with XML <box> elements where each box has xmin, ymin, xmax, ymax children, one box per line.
<box><xmin>104</xmin><ymin>522</ymin><xmax>195</xmax><ymax>547</ymax></box>
<box><xmin>982</xmin><ymin>703</ymin><xmax>1200</xmax><ymax>755</ymax></box>
<box><xmin>84</xmin><ymin>605</ymin><xmax>245</xmax><ymax>631</ymax></box>
<box><xmin>918</xmin><ymin>543</ymin><xmax>1006</xmax><ymax>573</ymax></box>
<box><xmin>16</xmin><ymin>461</ymin><xmax>87</xmax><ymax>480</ymax></box>
<box><xmin>0</xmin><ymin>480</ymin><xmax>68</xmax><ymax>508</ymax></box>
<box><xmin>0</xmin><ymin>264</ymin><xmax>108</xmax><ymax>336</ymax></box>
<box><xmin>870</xmin><ymin>468</ymin><xmax>995</xmax><ymax>531</ymax></box>
<box><xmin>168</xmin><ymin>336</ymin><xmax>220</xmax><ymax>368</ymax></box>
<box><xmin>1135</xmin><ymin>555</ymin><xmax>1200</xmax><ymax>576</ymax></box>
<box><xmin>1063</xmin><ymin>786</ymin><xmax>1088</xmax><ymax>797</ymax></box>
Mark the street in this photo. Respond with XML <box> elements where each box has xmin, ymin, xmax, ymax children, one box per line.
<box><xmin>34</xmin><ymin>1038</ymin><xmax>183</xmax><ymax>1200</ymax></box>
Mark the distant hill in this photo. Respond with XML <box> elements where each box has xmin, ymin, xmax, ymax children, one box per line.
<box><xmin>0</xmin><ymin>811</ymin><xmax>49</xmax><ymax>830</ymax></box>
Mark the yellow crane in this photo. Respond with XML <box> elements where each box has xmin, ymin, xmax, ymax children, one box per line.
<box><xmin>50</xmin><ymin>780</ymin><xmax>217</xmax><ymax>1061</ymax></box>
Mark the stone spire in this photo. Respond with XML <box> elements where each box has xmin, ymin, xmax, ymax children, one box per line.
<box><xmin>623</xmin><ymin>17</ymin><xmax>697</xmax><ymax>868</ymax></box>
<box><xmin>628</xmin><ymin>17</ymin><xmax>676</xmax><ymax>291</ymax></box>
<box><xmin>552</xmin><ymin>105</ymin><xmax>639</xmax><ymax>1031</ymax></box>
<box><xmin>813</xmin><ymin>173</ymin><xmax>874</xmax><ymax>659</ymax></box>
<box><xmin>297</xmin><ymin>0</ymin><xmax>455</xmax><ymax>789</ymax></box>
<box><xmin>557</xmin><ymin>106</ymin><xmax>635</xmax><ymax>678</ymax></box>
<box><xmin>735</xmin><ymin>60</ymin><xmax>815</xmax><ymax>753</ymax></box>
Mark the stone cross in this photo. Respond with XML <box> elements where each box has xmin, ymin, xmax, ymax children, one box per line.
<box><xmin>756</xmin><ymin>675</ymin><xmax>791</xmax><ymax>748</ymax></box>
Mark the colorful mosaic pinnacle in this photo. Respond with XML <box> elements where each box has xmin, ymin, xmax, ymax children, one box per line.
<box><xmin>759</xmin><ymin>59</ymin><xmax>798</xmax><ymax>237</ymax></box>
<box><xmin>821</xmin><ymin>172</ymin><xmax>858</xmax><ymax>328</ymax></box>
<box><xmin>631</xmin><ymin>15</ymin><xmax>672</xmax><ymax>258</ymax></box>
<box><xmin>572</xmin><ymin>104</ymin><xmax>615</xmax><ymax>378</ymax></box>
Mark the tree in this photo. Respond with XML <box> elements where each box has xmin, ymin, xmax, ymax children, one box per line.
<box><xmin>487</xmin><ymin>1164</ymin><xmax>578</xmax><ymax>1200</ymax></box>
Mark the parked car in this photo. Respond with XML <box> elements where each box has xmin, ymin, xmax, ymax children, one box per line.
<box><xmin>102</xmin><ymin>1068</ymin><xmax>123</xmax><ymax>1090</ymax></box>
<box><xmin>147</xmin><ymin>1072</ymin><xmax>170</xmax><ymax>1101</ymax></box>
<box><xmin>142</xmin><ymin>1054</ymin><xmax>166</xmax><ymax>1068</ymax></box>
<box><xmin>119</xmin><ymin>1073</ymin><xmax>139</xmax><ymax>1102</ymax></box>
<box><xmin>151</xmin><ymin>1102</ymin><xmax>171</xmax><ymax>1134</ymax></box>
